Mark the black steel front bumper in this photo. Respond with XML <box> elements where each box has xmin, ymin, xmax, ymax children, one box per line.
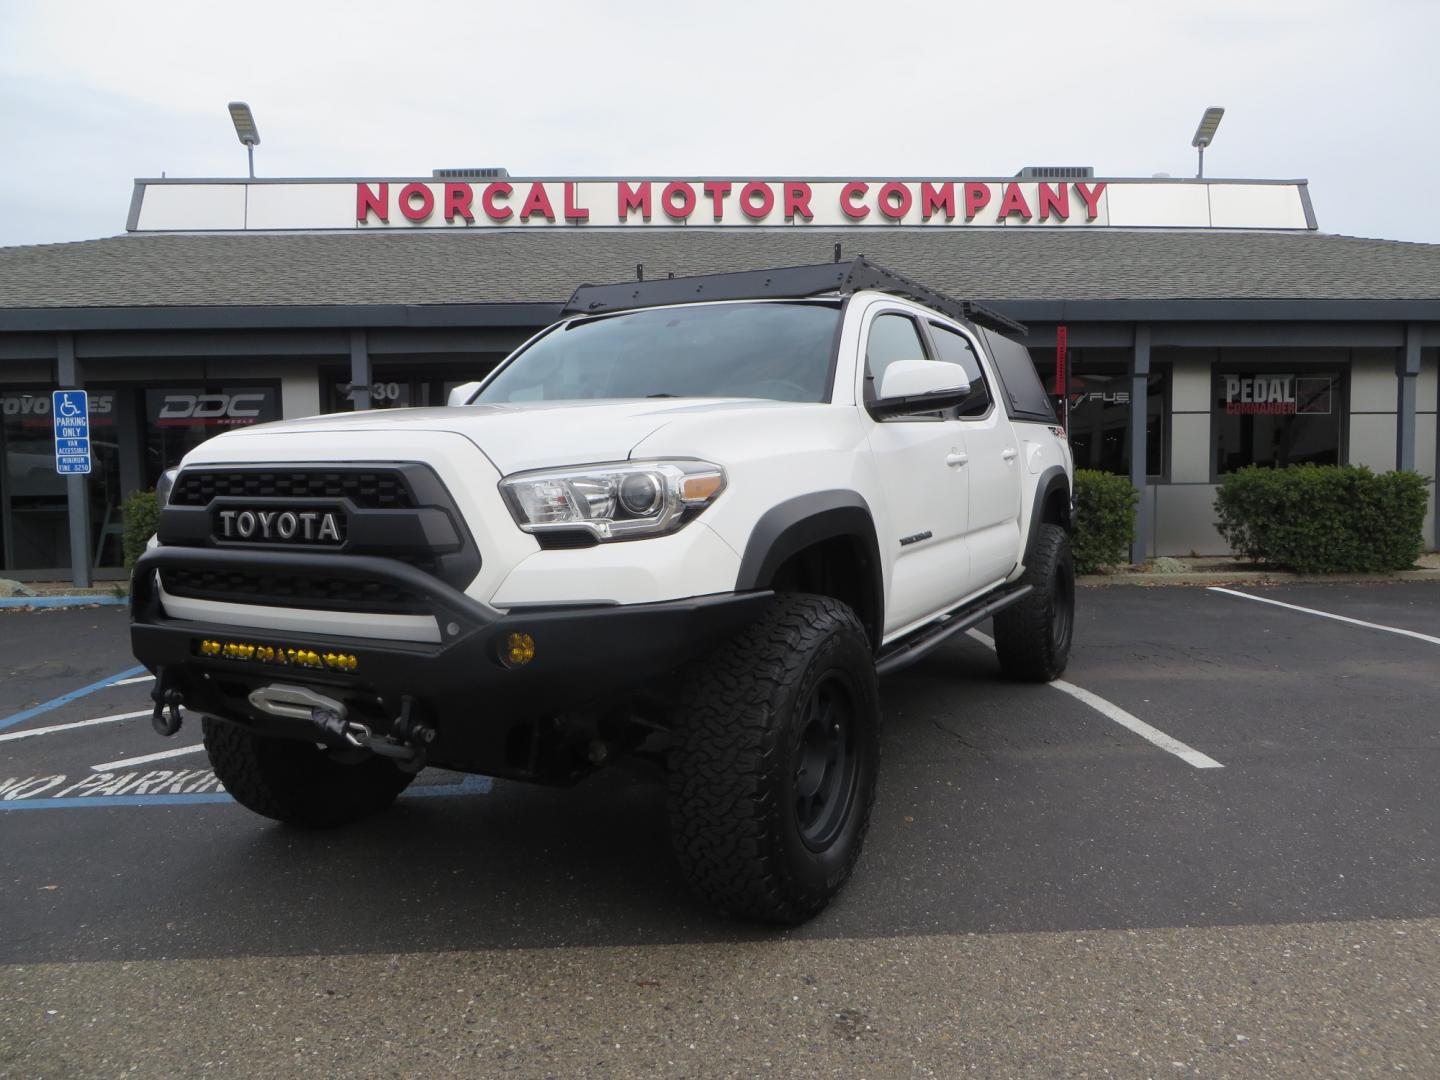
<box><xmin>130</xmin><ymin>546</ymin><xmax>772</xmax><ymax>776</ymax></box>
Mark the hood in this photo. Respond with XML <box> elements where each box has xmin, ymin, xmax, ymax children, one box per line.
<box><xmin>211</xmin><ymin>398</ymin><xmax>819</xmax><ymax>474</ymax></box>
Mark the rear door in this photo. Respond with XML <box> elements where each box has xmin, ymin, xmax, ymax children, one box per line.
<box><xmin>860</xmin><ymin>308</ymin><xmax>972</xmax><ymax>636</ymax></box>
<box><xmin>924</xmin><ymin>321</ymin><xmax>1022</xmax><ymax>589</ymax></box>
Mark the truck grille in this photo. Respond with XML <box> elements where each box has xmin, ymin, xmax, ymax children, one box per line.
<box><xmin>161</xmin><ymin>567</ymin><xmax>427</xmax><ymax>614</ymax></box>
<box><xmin>156</xmin><ymin>465</ymin><xmax>477</xmax><ymax>615</ymax></box>
<box><xmin>171</xmin><ymin>469</ymin><xmax>416</xmax><ymax>509</ymax></box>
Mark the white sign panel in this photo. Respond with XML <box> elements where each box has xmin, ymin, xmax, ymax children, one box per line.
<box><xmin>130</xmin><ymin>178</ymin><xmax>1315</xmax><ymax>233</ymax></box>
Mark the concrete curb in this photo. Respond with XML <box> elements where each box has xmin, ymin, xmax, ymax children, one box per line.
<box><xmin>1080</xmin><ymin>569</ymin><xmax>1440</xmax><ymax>587</ymax></box>
<box><xmin>0</xmin><ymin>595</ymin><xmax>129</xmax><ymax>609</ymax></box>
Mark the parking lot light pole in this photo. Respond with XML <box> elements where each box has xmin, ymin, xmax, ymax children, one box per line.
<box><xmin>1192</xmin><ymin>106</ymin><xmax>1225</xmax><ymax>179</ymax></box>
<box><xmin>227</xmin><ymin>102</ymin><xmax>260</xmax><ymax>179</ymax></box>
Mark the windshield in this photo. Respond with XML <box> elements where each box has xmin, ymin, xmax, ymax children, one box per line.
<box><xmin>475</xmin><ymin>301</ymin><xmax>840</xmax><ymax>404</ymax></box>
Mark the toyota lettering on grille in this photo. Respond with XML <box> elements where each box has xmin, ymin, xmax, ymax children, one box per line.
<box><xmin>217</xmin><ymin>508</ymin><xmax>343</xmax><ymax>544</ymax></box>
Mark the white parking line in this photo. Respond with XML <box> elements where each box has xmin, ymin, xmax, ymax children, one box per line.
<box><xmin>965</xmin><ymin>630</ymin><xmax>1224</xmax><ymax>769</ymax></box>
<box><xmin>0</xmin><ymin>710</ymin><xmax>153</xmax><ymax>745</ymax></box>
<box><xmin>1208</xmin><ymin>587</ymin><xmax>1440</xmax><ymax>647</ymax></box>
<box><xmin>112</xmin><ymin>675</ymin><xmax>156</xmax><ymax>686</ymax></box>
<box><xmin>92</xmin><ymin>743</ymin><xmax>206</xmax><ymax>771</ymax></box>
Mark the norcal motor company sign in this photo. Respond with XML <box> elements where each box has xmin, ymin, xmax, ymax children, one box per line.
<box><xmin>127</xmin><ymin>177</ymin><xmax>1317</xmax><ymax>232</ymax></box>
<box><xmin>355</xmin><ymin>179</ymin><xmax>1108</xmax><ymax>227</ymax></box>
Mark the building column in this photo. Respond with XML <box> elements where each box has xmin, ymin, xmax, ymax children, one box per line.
<box><xmin>56</xmin><ymin>334</ymin><xmax>92</xmax><ymax>588</ymax></box>
<box><xmin>1397</xmin><ymin>322</ymin><xmax>1420</xmax><ymax>473</ymax></box>
<box><xmin>1129</xmin><ymin>324</ymin><xmax>1151</xmax><ymax>565</ymax></box>
<box><xmin>349</xmin><ymin>329</ymin><xmax>371</xmax><ymax>411</ymax></box>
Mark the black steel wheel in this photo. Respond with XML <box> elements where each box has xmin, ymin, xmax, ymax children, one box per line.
<box><xmin>792</xmin><ymin>673</ymin><xmax>860</xmax><ymax>851</ymax></box>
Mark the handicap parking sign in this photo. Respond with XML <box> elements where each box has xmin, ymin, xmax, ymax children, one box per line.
<box><xmin>52</xmin><ymin>390</ymin><xmax>91</xmax><ymax>475</ymax></box>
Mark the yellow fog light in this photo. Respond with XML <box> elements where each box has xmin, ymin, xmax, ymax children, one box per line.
<box><xmin>502</xmin><ymin>631</ymin><xmax>536</xmax><ymax>668</ymax></box>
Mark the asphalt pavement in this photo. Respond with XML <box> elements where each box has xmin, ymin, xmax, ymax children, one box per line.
<box><xmin>1</xmin><ymin>582</ymin><xmax>1437</xmax><ymax>1076</ymax></box>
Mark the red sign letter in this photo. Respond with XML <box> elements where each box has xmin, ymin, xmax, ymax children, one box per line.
<box><xmin>443</xmin><ymin>183</ymin><xmax>474</xmax><ymax>223</ymax></box>
<box><xmin>1037</xmin><ymin>183</ymin><xmax>1069</xmax><ymax>222</ymax></box>
<box><xmin>399</xmin><ymin>183</ymin><xmax>434</xmax><ymax>222</ymax></box>
<box><xmin>661</xmin><ymin>182</ymin><xmax>696</xmax><ymax>220</ymax></box>
<box><xmin>481</xmin><ymin>182</ymin><xmax>513</xmax><ymax>222</ymax></box>
<box><xmin>840</xmin><ymin>182</ymin><xmax>870</xmax><ymax>220</ymax></box>
<box><xmin>702</xmin><ymin>181</ymin><xmax>731</xmax><ymax>221</ymax></box>
<box><xmin>520</xmin><ymin>183</ymin><xmax>556</xmax><ymax>222</ymax></box>
<box><xmin>564</xmin><ymin>182</ymin><xmax>589</xmax><ymax>223</ymax></box>
<box><xmin>877</xmin><ymin>182</ymin><xmax>912</xmax><ymax>221</ymax></box>
<box><xmin>995</xmin><ymin>183</ymin><xmax>1032</xmax><ymax>222</ymax></box>
<box><xmin>618</xmin><ymin>182</ymin><xmax>652</xmax><ymax>222</ymax></box>
<box><xmin>739</xmin><ymin>182</ymin><xmax>774</xmax><ymax>220</ymax></box>
<box><xmin>1074</xmin><ymin>182</ymin><xmax>1106</xmax><ymax>220</ymax></box>
<box><xmin>963</xmin><ymin>182</ymin><xmax>990</xmax><ymax>220</ymax></box>
<box><xmin>356</xmin><ymin>182</ymin><xmax>388</xmax><ymax>223</ymax></box>
<box><xmin>920</xmin><ymin>182</ymin><xmax>955</xmax><ymax>221</ymax></box>
<box><xmin>783</xmin><ymin>182</ymin><xmax>813</xmax><ymax>221</ymax></box>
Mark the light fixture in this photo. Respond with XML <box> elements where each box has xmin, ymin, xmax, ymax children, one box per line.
<box><xmin>1191</xmin><ymin>106</ymin><xmax>1224</xmax><ymax>178</ymax></box>
<box><xmin>227</xmin><ymin>102</ymin><xmax>260</xmax><ymax>178</ymax></box>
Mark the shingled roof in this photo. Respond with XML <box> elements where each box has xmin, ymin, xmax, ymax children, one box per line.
<box><xmin>1</xmin><ymin>228</ymin><xmax>1439</xmax><ymax>310</ymax></box>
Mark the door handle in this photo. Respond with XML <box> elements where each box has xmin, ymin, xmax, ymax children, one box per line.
<box><xmin>1001</xmin><ymin>448</ymin><xmax>1018</xmax><ymax>462</ymax></box>
<box><xmin>945</xmin><ymin>451</ymin><xmax>968</xmax><ymax>467</ymax></box>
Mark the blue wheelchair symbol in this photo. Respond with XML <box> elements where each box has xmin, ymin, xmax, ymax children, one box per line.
<box><xmin>58</xmin><ymin>393</ymin><xmax>83</xmax><ymax>418</ymax></box>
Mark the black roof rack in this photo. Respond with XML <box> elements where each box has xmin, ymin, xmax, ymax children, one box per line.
<box><xmin>561</xmin><ymin>257</ymin><xmax>1028</xmax><ymax>337</ymax></box>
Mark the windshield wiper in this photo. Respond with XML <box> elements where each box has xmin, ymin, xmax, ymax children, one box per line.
<box><xmin>646</xmin><ymin>393</ymin><xmax>679</xmax><ymax>398</ymax></box>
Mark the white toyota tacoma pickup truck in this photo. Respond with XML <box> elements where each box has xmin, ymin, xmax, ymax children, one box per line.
<box><xmin>131</xmin><ymin>258</ymin><xmax>1075</xmax><ymax>923</ymax></box>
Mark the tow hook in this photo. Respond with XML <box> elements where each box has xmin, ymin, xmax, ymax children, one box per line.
<box><xmin>247</xmin><ymin>684</ymin><xmax>432</xmax><ymax>771</ymax></box>
<box><xmin>150</xmin><ymin>667</ymin><xmax>184</xmax><ymax>737</ymax></box>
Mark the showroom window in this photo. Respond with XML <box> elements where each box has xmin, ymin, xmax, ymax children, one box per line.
<box><xmin>323</xmin><ymin>359</ymin><xmax>506</xmax><ymax>414</ymax></box>
<box><xmin>143</xmin><ymin>384</ymin><xmax>280</xmax><ymax>487</ymax></box>
<box><xmin>1212</xmin><ymin>371</ymin><xmax>1344</xmax><ymax>475</ymax></box>
<box><xmin>0</xmin><ymin>388</ymin><xmax>124</xmax><ymax>571</ymax></box>
<box><xmin>1043</xmin><ymin>355</ymin><xmax>1167</xmax><ymax>478</ymax></box>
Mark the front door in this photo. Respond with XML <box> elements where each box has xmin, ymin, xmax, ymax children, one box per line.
<box><xmin>861</xmin><ymin>310</ymin><xmax>972</xmax><ymax>637</ymax></box>
<box><xmin>924</xmin><ymin>322</ymin><xmax>1022</xmax><ymax>588</ymax></box>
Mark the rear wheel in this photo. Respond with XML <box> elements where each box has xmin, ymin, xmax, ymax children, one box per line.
<box><xmin>993</xmin><ymin>523</ymin><xmax>1074</xmax><ymax>682</ymax></box>
<box><xmin>667</xmin><ymin>594</ymin><xmax>879</xmax><ymax>924</ymax></box>
<box><xmin>202</xmin><ymin>717</ymin><xmax>414</xmax><ymax>827</ymax></box>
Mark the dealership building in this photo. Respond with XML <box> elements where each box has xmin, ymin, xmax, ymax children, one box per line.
<box><xmin>0</xmin><ymin>170</ymin><xmax>1436</xmax><ymax>581</ymax></box>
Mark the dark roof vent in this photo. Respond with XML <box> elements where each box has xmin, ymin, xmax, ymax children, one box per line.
<box><xmin>431</xmin><ymin>167</ymin><xmax>510</xmax><ymax>179</ymax></box>
<box><xmin>1015</xmin><ymin>165</ymin><xmax>1095</xmax><ymax>179</ymax></box>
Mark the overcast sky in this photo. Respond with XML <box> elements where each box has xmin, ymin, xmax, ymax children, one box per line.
<box><xmin>1</xmin><ymin>0</ymin><xmax>1437</xmax><ymax>247</ymax></box>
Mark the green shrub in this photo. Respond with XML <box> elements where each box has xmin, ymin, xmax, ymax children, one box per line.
<box><xmin>122</xmin><ymin>488</ymin><xmax>161</xmax><ymax>570</ymax></box>
<box><xmin>1072</xmin><ymin>469</ymin><xmax>1138</xmax><ymax>574</ymax></box>
<box><xmin>1214</xmin><ymin>464</ymin><xmax>1428</xmax><ymax>573</ymax></box>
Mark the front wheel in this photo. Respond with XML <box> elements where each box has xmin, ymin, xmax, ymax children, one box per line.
<box><xmin>992</xmin><ymin>523</ymin><xmax>1074</xmax><ymax>682</ymax></box>
<box><xmin>202</xmin><ymin>717</ymin><xmax>414</xmax><ymax>827</ymax></box>
<box><xmin>667</xmin><ymin>594</ymin><xmax>880</xmax><ymax>924</ymax></box>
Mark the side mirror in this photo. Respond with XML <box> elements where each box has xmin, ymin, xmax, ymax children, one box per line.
<box><xmin>872</xmin><ymin>359</ymin><xmax>971</xmax><ymax>418</ymax></box>
<box><xmin>447</xmin><ymin>381</ymin><xmax>483</xmax><ymax>407</ymax></box>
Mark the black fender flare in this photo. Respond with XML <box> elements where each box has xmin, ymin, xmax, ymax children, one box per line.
<box><xmin>735</xmin><ymin>490</ymin><xmax>884</xmax><ymax>650</ymax></box>
<box><xmin>1023</xmin><ymin>466</ymin><xmax>1072</xmax><ymax>567</ymax></box>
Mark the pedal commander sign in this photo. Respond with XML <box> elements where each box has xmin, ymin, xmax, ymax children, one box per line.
<box><xmin>128</xmin><ymin>178</ymin><xmax>1317</xmax><ymax>232</ymax></box>
<box><xmin>1221</xmin><ymin>375</ymin><xmax>1334</xmax><ymax>416</ymax></box>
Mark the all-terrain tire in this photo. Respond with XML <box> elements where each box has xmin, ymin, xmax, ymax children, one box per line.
<box><xmin>202</xmin><ymin>717</ymin><xmax>414</xmax><ymax>827</ymax></box>
<box><xmin>993</xmin><ymin>523</ymin><xmax>1074</xmax><ymax>683</ymax></box>
<box><xmin>667</xmin><ymin>593</ymin><xmax>880</xmax><ymax>924</ymax></box>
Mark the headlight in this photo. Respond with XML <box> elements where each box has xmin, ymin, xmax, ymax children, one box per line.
<box><xmin>499</xmin><ymin>460</ymin><xmax>726</xmax><ymax>541</ymax></box>
<box><xmin>155</xmin><ymin>467</ymin><xmax>180</xmax><ymax>507</ymax></box>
